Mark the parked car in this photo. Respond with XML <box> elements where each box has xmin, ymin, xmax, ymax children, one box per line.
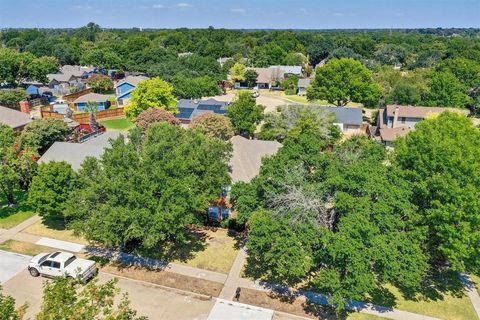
<box><xmin>28</xmin><ymin>251</ymin><xmax>97</xmax><ymax>281</ymax></box>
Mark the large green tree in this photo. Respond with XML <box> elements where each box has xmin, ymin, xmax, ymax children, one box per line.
<box><xmin>125</xmin><ymin>77</ymin><xmax>177</xmax><ymax>119</ymax></box>
<box><xmin>0</xmin><ymin>124</ymin><xmax>37</xmax><ymax>205</ymax></box>
<box><xmin>172</xmin><ymin>75</ymin><xmax>221</xmax><ymax>99</ymax></box>
<box><xmin>28</xmin><ymin>161</ymin><xmax>77</xmax><ymax>220</ymax></box>
<box><xmin>426</xmin><ymin>71</ymin><xmax>472</xmax><ymax>107</ymax></box>
<box><xmin>20</xmin><ymin>119</ymin><xmax>71</xmax><ymax>154</ymax></box>
<box><xmin>66</xmin><ymin>123</ymin><xmax>232</xmax><ymax>251</ymax></box>
<box><xmin>227</xmin><ymin>91</ymin><xmax>264</xmax><ymax>137</ymax></box>
<box><xmin>395</xmin><ymin>112</ymin><xmax>480</xmax><ymax>272</ymax></box>
<box><xmin>307</xmin><ymin>58</ymin><xmax>382</xmax><ymax>108</ymax></box>
<box><xmin>0</xmin><ymin>288</ymin><xmax>27</xmax><ymax>320</ymax></box>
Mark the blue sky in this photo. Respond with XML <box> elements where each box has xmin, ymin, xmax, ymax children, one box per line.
<box><xmin>1</xmin><ymin>0</ymin><xmax>479</xmax><ymax>29</ymax></box>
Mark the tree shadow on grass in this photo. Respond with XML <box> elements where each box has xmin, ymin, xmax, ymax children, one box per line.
<box><xmin>0</xmin><ymin>191</ymin><xmax>31</xmax><ymax>219</ymax></box>
<box><xmin>370</xmin><ymin>268</ymin><xmax>466</xmax><ymax>308</ymax></box>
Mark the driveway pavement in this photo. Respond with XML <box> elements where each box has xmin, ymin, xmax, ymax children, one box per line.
<box><xmin>0</xmin><ymin>250</ymin><xmax>31</xmax><ymax>284</ymax></box>
<box><xmin>2</xmin><ymin>269</ymin><xmax>216</xmax><ymax>319</ymax></box>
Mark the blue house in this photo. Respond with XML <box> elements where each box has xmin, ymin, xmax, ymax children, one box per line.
<box><xmin>73</xmin><ymin>93</ymin><xmax>110</xmax><ymax>112</ymax></box>
<box><xmin>26</xmin><ymin>84</ymin><xmax>40</xmax><ymax>96</ymax></box>
<box><xmin>115</xmin><ymin>75</ymin><xmax>149</xmax><ymax>106</ymax></box>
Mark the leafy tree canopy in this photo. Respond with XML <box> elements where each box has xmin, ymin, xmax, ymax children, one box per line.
<box><xmin>307</xmin><ymin>58</ymin><xmax>382</xmax><ymax>108</ymax></box>
<box><xmin>189</xmin><ymin>112</ymin><xmax>234</xmax><ymax>141</ymax></box>
<box><xmin>124</xmin><ymin>77</ymin><xmax>177</xmax><ymax>119</ymax></box>
<box><xmin>66</xmin><ymin>123</ymin><xmax>232</xmax><ymax>251</ymax></box>
<box><xmin>20</xmin><ymin>119</ymin><xmax>72</xmax><ymax>154</ymax></box>
<box><xmin>227</xmin><ymin>91</ymin><xmax>264</xmax><ymax>137</ymax></box>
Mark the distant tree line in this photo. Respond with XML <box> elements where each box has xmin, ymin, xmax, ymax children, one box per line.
<box><xmin>1</xmin><ymin>25</ymin><xmax>479</xmax><ymax>107</ymax></box>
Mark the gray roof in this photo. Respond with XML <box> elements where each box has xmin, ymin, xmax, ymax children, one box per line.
<box><xmin>297</xmin><ymin>78</ymin><xmax>311</xmax><ymax>88</ymax></box>
<box><xmin>47</xmin><ymin>73</ymin><xmax>76</xmax><ymax>83</ymax></box>
<box><xmin>73</xmin><ymin>93</ymin><xmax>110</xmax><ymax>104</ymax></box>
<box><xmin>176</xmin><ymin>98</ymin><xmax>229</xmax><ymax>121</ymax></box>
<box><xmin>270</xmin><ymin>65</ymin><xmax>303</xmax><ymax>75</ymax></box>
<box><xmin>320</xmin><ymin>106</ymin><xmax>363</xmax><ymax>126</ymax></box>
<box><xmin>38</xmin><ymin>131</ymin><xmax>121</xmax><ymax>170</ymax></box>
<box><xmin>115</xmin><ymin>75</ymin><xmax>149</xmax><ymax>88</ymax></box>
<box><xmin>0</xmin><ymin>106</ymin><xmax>33</xmax><ymax>129</ymax></box>
<box><xmin>229</xmin><ymin>136</ymin><xmax>281</xmax><ymax>183</ymax></box>
<box><xmin>60</xmin><ymin>65</ymin><xmax>95</xmax><ymax>77</ymax></box>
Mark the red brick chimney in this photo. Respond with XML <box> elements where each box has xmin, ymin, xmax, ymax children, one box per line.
<box><xmin>19</xmin><ymin>101</ymin><xmax>30</xmax><ymax>114</ymax></box>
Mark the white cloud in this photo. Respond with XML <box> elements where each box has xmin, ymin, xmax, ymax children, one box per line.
<box><xmin>152</xmin><ymin>4</ymin><xmax>164</xmax><ymax>9</ymax></box>
<box><xmin>231</xmin><ymin>8</ymin><xmax>246</xmax><ymax>13</ymax></box>
<box><xmin>177</xmin><ymin>3</ymin><xmax>191</xmax><ymax>8</ymax></box>
<box><xmin>332</xmin><ymin>12</ymin><xmax>344</xmax><ymax>17</ymax></box>
<box><xmin>300</xmin><ymin>8</ymin><xmax>309</xmax><ymax>15</ymax></box>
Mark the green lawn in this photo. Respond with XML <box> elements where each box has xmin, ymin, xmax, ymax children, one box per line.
<box><xmin>367</xmin><ymin>271</ymin><xmax>478</xmax><ymax>320</ymax></box>
<box><xmin>0</xmin><ymin>192</ymin><xmax>36</xmax><ymax>229</ymax></box>
<box><xmin>100</xmin><ymin>118</ymin><xmax>134</xmax><ymax>131</ymax></box>
<box><xmin>347</xmin><ymin>313</ymin><xmax>387</xmax><ymax>320</ymax></box>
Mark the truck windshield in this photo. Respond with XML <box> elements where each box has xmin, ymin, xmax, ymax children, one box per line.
<box><xmin>64</xmin><ymin>256</ymin><xmax>77</xmax><ymax>267</ymax></box>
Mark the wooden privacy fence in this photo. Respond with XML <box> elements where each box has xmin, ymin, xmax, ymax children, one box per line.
<box><xmin>63</xmin><ymin>88</ymin><xmax>93</xmax><ymax>102</ymax></box>
<box><xmin>41</xmin><ymin>106</ymin><xmax>125</xmax><ymax>124</ymax></box>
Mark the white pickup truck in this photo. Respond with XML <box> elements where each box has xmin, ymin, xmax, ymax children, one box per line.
<box><xmin>28</xmin><ymin>251</ymin><xmax>97</xmax><ymax>281</ymax></box>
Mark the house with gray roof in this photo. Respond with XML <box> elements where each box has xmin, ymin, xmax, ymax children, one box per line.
<box><xmin>73</xmin><ymin>93</ymin><xmax>110</xmax><ymax>112</ymax></box>
<box><xmin>229</xmin><ymin>136</ymin><xmax>281</xmax><ymax>183</ymax></box>
<box><xmin>175</xmin><ymin>98</ymin><xmax>229</xmax><ymax>123</ymax></box>
<box><xmin>320</xmin><ymin>106</ymin><xmax>363</xmax><ymax>133</ymax></box>
<box><xmin>114</xmin><ymin>75</ymin><xmax>150</xmax><ymax>106</ymax></box>
<box><xmin>0</xmin><ymin>105</ymin><xmax>33</xmax><ymax>130</ymax></box>
<box><xmin>38</xmin><ymin>131</ymin><xmax>121</xmax><ymax>170</ymax></box>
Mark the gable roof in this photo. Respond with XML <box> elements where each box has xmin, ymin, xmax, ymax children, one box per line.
<box><xmin>250</xmin><ymin>68</ymin><xmax>271</xmax><ymax>84</ymax></box>
<box><xmin>73</xmin><ymin>93</ymin><xmax>110</xmax><ymax>104</ymax></box>
<box><xmin>175</xmin><ymin>98</ymin><xmax>229</xmax><ymax>121</ymax></box>
<box><xmin>60</xmin><ymin>65</ymin><xmax>95</xmax><ymax>77</ymax></box>
<box><xmin>115</xmin><ymin>75</ymin><xmax>149</xmax><ymax>88</ymax></box>
<box><xmin>320</xmin><ymin>106</ymin><xmax>363</xmax><ymax>126</ymax></box>
<box><xmin>0</xmin><ymin>106</ymin><xmax>33</xmax><ymax>129</ymax></box>
<box><xmin>38</xmin><ymin>131</ymin><xmax>121</xmax><ymax>170</ymax></box>
<box><xmin>385</xmin><ymin>105</ymin><xmax>449</xmax><ymax>118</ymax></box>
<box><xmin>47</xmin><ymin>73</ymin><xmax>76</xmax><ymax>83</ymax></box>
<box><xmin>229</xmin><ymin>136</ymin><xmax>281</xmax><ymax>183</ymax></box>
<box><xmin>379</xmin><ymin>127</ymin><xmax>411</xmax><ymax>142</ymax></box>
<box><xmin>271</xmin><ymin>65</ymin><xmax>303</xmax><ymax>75</ymax></box>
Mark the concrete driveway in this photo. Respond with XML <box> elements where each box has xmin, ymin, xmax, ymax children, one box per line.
<box><xmin>2</xmin><ymin>270</ymin><xmax>215</xmax><ymax>319</ymax></box>
<box><xmin>0</xmin><ymin>250</ymin><xmax>31</xmax><ymax>284</ymax></box>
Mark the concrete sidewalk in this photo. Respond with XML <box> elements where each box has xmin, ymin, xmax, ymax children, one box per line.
<box><xmin>460</xmin><ymin>273</ymin><xmax>480</xmax><ymax>319</ymax></box>
<box><xmin>0</xmin><ymin>215</ymin><xmax>41</xmax><ymax>244</ymax></box>
<box><xmin>219</xmin><ymin>248</ymin><xmax>247</xmax><ymax>299</ymax></box>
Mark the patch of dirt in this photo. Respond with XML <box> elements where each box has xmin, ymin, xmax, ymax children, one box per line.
<box><xmin>237</xmin><ymin>287</ymin><xmax>337</xmax><ymax>320</ymax></box>
<box><xmin>101</xmin><ymin>264</ymin><xmax>223</xmax><ymax>297</ymax></box>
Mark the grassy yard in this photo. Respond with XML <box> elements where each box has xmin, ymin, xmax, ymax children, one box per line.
<box><xmin>100</xmin><ymin>118</ymin><xmax>134</xmax><ymax>131</ymax></box>
<box><xmin>173</xmin><ymin>229</ymin><xmax>239</xmax><ymax>274</ymax></box>
<box><xmin>23</xmin><ymin>216</ymin><xmax>88</xmax><ymax>245</ymax></box>
<box><xmin>369</xmin><ymin>274</ymin><xmax>478</xmax><ymax>320</ymax></box>
<box><xmin>0</xmin><ymin>192</ymin><xmax>36</xmax><ymax>229</ymax></box>
<box><xmin>137</xmin><ymin>228</ymin><xmax>240</xmax><ymax>274</ymax></box>
<box><xmin>0</xmin><ymin>239</ymin><xmax>57</xmax><ymax>256</ymax></box>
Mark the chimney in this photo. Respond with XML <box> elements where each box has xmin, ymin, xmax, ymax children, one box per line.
<box><xmin>19</xmin><ymin>101</ymin><xmax>30</xmax><ymax>114</ymax></box>
<box><xmin>392</xmin><ymin>106</ymin><xmax>400</xmax><ymax>128</ymax></box>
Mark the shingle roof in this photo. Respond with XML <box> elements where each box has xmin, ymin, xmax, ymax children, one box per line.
<box><xmin>175</xmin><ymin>99</ymin><xmax>229</xmax><ymax>121</ymax></box>
<box><xmin>60</xmin><ymin>65</ymin><xmax>95</xmax><ymax>77</ymax></box>
<box><xmin>270</xmin><ymin>65</ymin><xmax>303</xmax><ymax>75</ymax></box>
<box><xmin>385</xmin><ymin>105</ymin><xmax>448</xmax><ymax>118</ymax></box>
<box><xmin>73</xmin><ymin>93</ymin><xmax>110</xmax><ymax>104</ymax></box>
<box><xmin>250</xmin><ymin>68</ymin><xmax>272</xmax><ymax>84</ymax></box>
<box><xmin>115</xmin><ymin>75</ymin><xmax>149</xmax><ymax>88</ymax></box>
<box><xmin>320</xmin><ymin>106</ymin><xmax>363</xmax><ymax>126</ymax></box>
<box><xmin>379</xmin><ymin>127</ymin><xmax>411</xmax><ymax>142</ymax></box>
<box><xmin>0</xmin><ymin>106</ymin><xmax>33</xmax><ymax>129</ymax></box>
<box><xmin>38</xmin><ymin>131</ymin><xmax>121</xmax><ymax>170</ymax></box>
<box><xmin>47</xmin><ymin>73</ymin><xmax>76</xmax><ymax>83</ymax></box>
<box><xmin>229</xmin><ymin>136</ymin><xmax>281</xmax><ymax>182</ymax></box>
